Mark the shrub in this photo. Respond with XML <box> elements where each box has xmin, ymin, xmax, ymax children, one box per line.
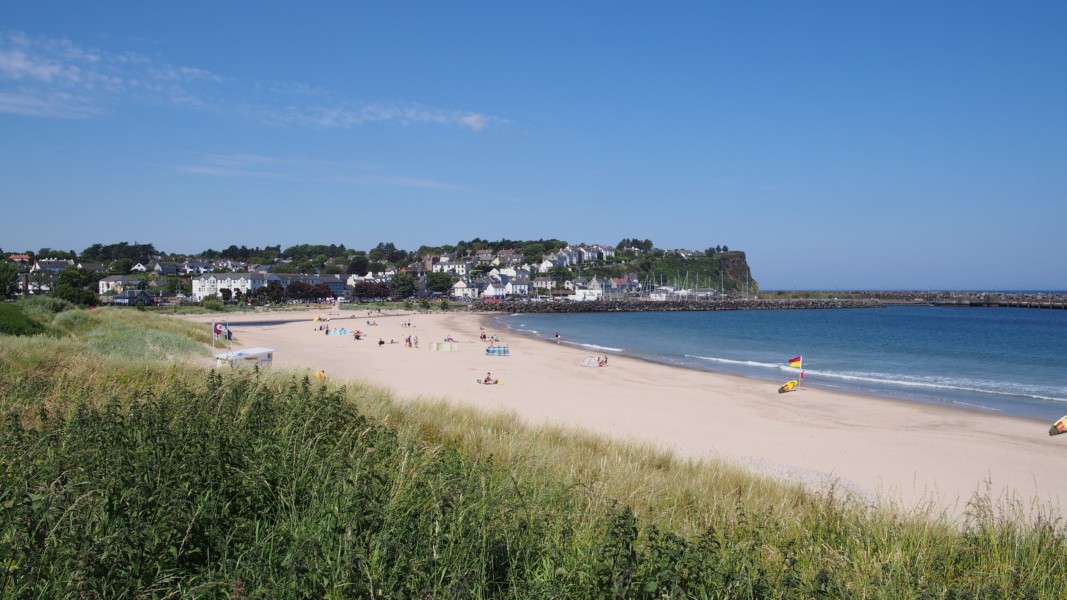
<box><xmin>0</xmin><ymin>303</ymin><xmax>46</xmax><ymax>336</ymax></box>
<box><xmin>201</xmin><ymin>298</ymin><xmax>224</xmax><ymax>312</ymax></box>
<box><xmin>17</xmin><ymin>295</ymin><xmax>77</xmax><ymax>321</ymax></box>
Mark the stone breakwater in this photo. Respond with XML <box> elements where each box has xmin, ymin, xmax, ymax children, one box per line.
<box><xmin>469</xmin><ymin>298</ymin><xmax>884</xmax><ymax>313</ymax></box>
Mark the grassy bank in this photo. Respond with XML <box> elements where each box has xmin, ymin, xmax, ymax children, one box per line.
<box><xmin>1</xmin><ymin>306</ymin><xmax>1065</xmax><ymax>597</ymax></box>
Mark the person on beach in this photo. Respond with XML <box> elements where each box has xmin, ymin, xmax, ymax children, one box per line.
<box><xmin>484</xmin><ymin>372</ymin><xmax>496</xmax><ymax>385</ymax></box>
<box><xmin>378</xmin><ymin>338</ymin><xmax>385</xmax><ymax>348</ymax></box>
<box><xmin>315</xmin><ymin>370</ymin><xmax>326</xmax><ymax>381</ymax></box>
<box><xmin>555</xmin><ymin>332</ymin><xmax>560</xmax><ymax>344</ymax></box>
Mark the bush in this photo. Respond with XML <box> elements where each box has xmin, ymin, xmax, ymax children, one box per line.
<box><xmin>0</xmin><ymin>303</ymin><xmax>46</xmax><ymax>336</ymax></box>
<box><xmin>201</xmin><ymin>298</ymin><xmax>224</xmax><ymax>312</ymax></box>
<box><xmin>17</xmin><ymin>295</ymin><xmax>77</xmax><ymax>321</ymax></box>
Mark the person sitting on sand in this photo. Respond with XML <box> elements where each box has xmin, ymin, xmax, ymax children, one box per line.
<box><xmin>483</xmin><ymin>372</ymin><xmax>495</xmax><ymax>385</ymax></box>
<box><xmin>378</xmin><ymin>338</ymin><xmax>385</xmax><ymax>347</ymax></box>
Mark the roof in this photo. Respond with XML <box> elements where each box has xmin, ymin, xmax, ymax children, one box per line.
<box><xmin>214</xmin><ymin>347</ymin><xmax>275</xmax><ymax>359</ymax></box>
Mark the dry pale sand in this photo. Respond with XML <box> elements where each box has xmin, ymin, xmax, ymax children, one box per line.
<box><xmin>185</xmin><ymin>308</ymin><xmax>1067</xmax><ymax>520</ymax></box>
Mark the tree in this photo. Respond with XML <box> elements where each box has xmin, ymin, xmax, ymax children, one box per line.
<box><xmin>286</xmin><ymin>281</ymin><xmax>312</xmax><ymax>301</ymax></box>
<box><xmin>548</xmin><ymin>264</ymin><xmax>573</xmax><ymax>285</ymax></box>
<box><xmin>52</xmin><ymin>267</ymin><xmax>97</xmax><ymax>306</ymax></box>
<box><xmin>425</xmin><ymin>271</ymin><xmax>454</xmax><ymax>294</ymax></box>
<box><xmin>352</xmin><ymin>281</ymin><xmax>389</xmax><ymax>301</ymax></box>
<box><xmin>264</xmin><ymin>281</ymin><xmax>286</xmax><ymax>303</ymax></box>
<box><xmin>111</xmin><ymin>258</ymin><xmax>134</xmax><ymax>274</ymax></box>
<box><xmin>219</xmin><ymin>288</ymin><xmax>233</xmax><ymax>303</ymax></box>
<box><xmin>0</xmin><ymin>261</ymin><xmax>18</xmax><ymax>298</ymax></box>
<box><xmin>389</xmin><ymin>273</ymin><xmax>416</xmax><ymax>299</ymax></box>
<box><xmin>369</xmin><ymin>242</ymin><xmax>408</xmax><ymax>265</ymax></box>
<box><xmin>347</xmin><ymin>254</ymin><xmax>370</xmax><ymax>276</ymax></box>
<box><xmin>311</xmin><ymin>283</ymin><xmax>334</xmax><ymax>300</ymax></box>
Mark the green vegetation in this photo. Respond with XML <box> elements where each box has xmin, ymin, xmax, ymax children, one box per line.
<box><xmin>1</xmin><ymin>309</ymin><xmax>1065</xmax><ymax>597</ymax></box>
<box><xmin>0</xmin><ymin>303</ymin><xmax>46</xmax><ymax>337</ymax></box>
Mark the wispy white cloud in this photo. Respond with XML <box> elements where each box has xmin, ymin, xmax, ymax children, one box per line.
<box><xmin>258</xmin><ymin>102</ymin><xmax>500</xmax><ymax>132</ymax></box>
<box><xmin>0</xmin><ymin>31</ymin><xmax>220</xmax><ymax>117</ymax></box>
<box><xmin>1</xmin><ymin>30</ymin><xmax>504</xmax><ymax>132</ymax></box>
<box><xmin>169</xmin><ymin>152</ymin><xmax>465</xmax><ymax>191</ymax></box>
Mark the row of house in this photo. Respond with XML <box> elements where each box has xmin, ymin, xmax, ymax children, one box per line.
<box><xmin>426</xmin><ymin>244</ymin><xmax>618</xmax><ymax>277</ymax></box>
<box><xmin>13</xmin><ymin>242</ymin><xmax>635</xmax><ymax>302</ymax></box>
<box><xmin>190</xmin><ymin>273</ymin><xmax>347</xmax><ymax>301</ymax></box>
<box><xmin>12</xmin><ymin>256</ymin><xmax>273</xmax><ymax>276</ymax></box>
<box><xmin>451</xmin><ymin>273</ymin><xmax>641</xmax><ymax>301</ymax></box>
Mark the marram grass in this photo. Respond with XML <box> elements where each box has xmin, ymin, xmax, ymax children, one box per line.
<box><xmin>1</xmin><ymin>308</ymin><xmax>1065</xmax><ymax>598</ymax></box>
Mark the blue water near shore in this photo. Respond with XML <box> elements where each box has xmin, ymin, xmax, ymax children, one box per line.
<box><xmin>501</xmin><ymin>306</ymin><xmax>1067</xmax><ymax>422</ymax></box>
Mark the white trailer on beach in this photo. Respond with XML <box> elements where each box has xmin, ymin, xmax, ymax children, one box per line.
<box><xmin>214</xmin><ymin>347</ymin><xmax>275</xmax><ymax>368</ymax></box>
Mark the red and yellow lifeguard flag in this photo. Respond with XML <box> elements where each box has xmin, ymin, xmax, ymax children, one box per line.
<box><xmin>788</xmin><ymin>356</ymin><xmax>803</xmax><ymax>369</ymax></box>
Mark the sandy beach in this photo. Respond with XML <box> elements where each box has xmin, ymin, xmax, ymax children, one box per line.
<box><xmin>186</xmin><ymin>308</ymin><xmax>1067</xmax><ymax>519</ymax></box>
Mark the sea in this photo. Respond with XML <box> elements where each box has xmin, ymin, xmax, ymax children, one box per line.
<box><xmin>499</xmin><ymin>305</ymin><xmax>1067</xmax><ymax>422</ymax></box>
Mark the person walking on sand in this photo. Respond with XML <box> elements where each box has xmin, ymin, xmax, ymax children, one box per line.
<box><xmin>555</xmin><ymin>331</ymin><xmax>560</xmax><ymax>345</ymax></box>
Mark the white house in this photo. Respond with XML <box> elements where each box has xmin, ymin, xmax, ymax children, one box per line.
<box><xmin>573</xmin><ymin>288</ymin><xmax>603</xmax><ymax>301</ymax></box>
<box><xmin>452</xmin><ymin>278</ymin><xmax>488</xmax><ymax>299</ymax></box>
<box><xmin>98</xmin><ymin>275</ymin><xmax>143</xmax><ymax>295</ymax></box>
<box><xmin>192</xmin><ymin>273</ymin><xmax>266</xmax><ymax>301</ymax></box>
<box><xmin>591</xmin><ymin>244</ymin><xmax>616</xmax><ymax>260</ymax></box>
<box><xmin>432</xmin><ymin>258</ymin><xmax>468</xmax><ymax>276</ymax></box>
<box><xmin>483</xmin><ymin>281</ymin><xmax>507</xmax><ymax>298</ymax></box>
<box><xmin>30</xmin><ymin>259</ymin><xmax>75</xmax><ymax>273</ymax></box>
<box><xmin>506</xmin><ymin>278</ymin><xmax>531</xmax><ymax>296</ymax></box>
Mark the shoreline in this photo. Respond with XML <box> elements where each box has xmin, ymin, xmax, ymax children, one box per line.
<box><xmin>181</xmin><ymin>308</ymin><xmax>1067</xmax><ymax>519</ymax></box>
<box><xmin>492</xmin><ymin>307</ymin><xmax>1066</xmax><ymax>423</ymax></box>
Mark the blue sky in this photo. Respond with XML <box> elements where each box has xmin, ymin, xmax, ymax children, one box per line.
<box><xmin>2</xmin><ymin>2</ymin><xmax>1064</xmax><ymax>290</ymax></box>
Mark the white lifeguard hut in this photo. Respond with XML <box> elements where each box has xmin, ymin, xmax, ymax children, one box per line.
<box><xmin>214</xmin><ymin>347</ymin><xmax>275</xmax><ymax>368</ymax></box>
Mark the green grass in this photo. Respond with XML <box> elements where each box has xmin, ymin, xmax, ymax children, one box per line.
<box><xmin>1</xmin><ymin>308</ymin><xmax>1065</xmax><ymax>597</ymax></box>
<box><xmin>0</xmin><ymin>303</ymin><xmax>47</xmax><ymax>337</ymax></box>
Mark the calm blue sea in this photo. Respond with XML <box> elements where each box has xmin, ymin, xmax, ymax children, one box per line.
<box><xmin>500</xmin><ymin>306</ymin><xmax>1067</xmax><ymax>422</ymax></box>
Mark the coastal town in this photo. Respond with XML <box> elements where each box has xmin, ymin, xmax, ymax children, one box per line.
<box><xmin>2</xmin><ymin>240</ymin><xmax>757</xmax><ymax>306</ymax></box>
<box><xmin>3</xmin><ymin>240</ymin><xmax>1065</xmax><ymax>310</ymax></box>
